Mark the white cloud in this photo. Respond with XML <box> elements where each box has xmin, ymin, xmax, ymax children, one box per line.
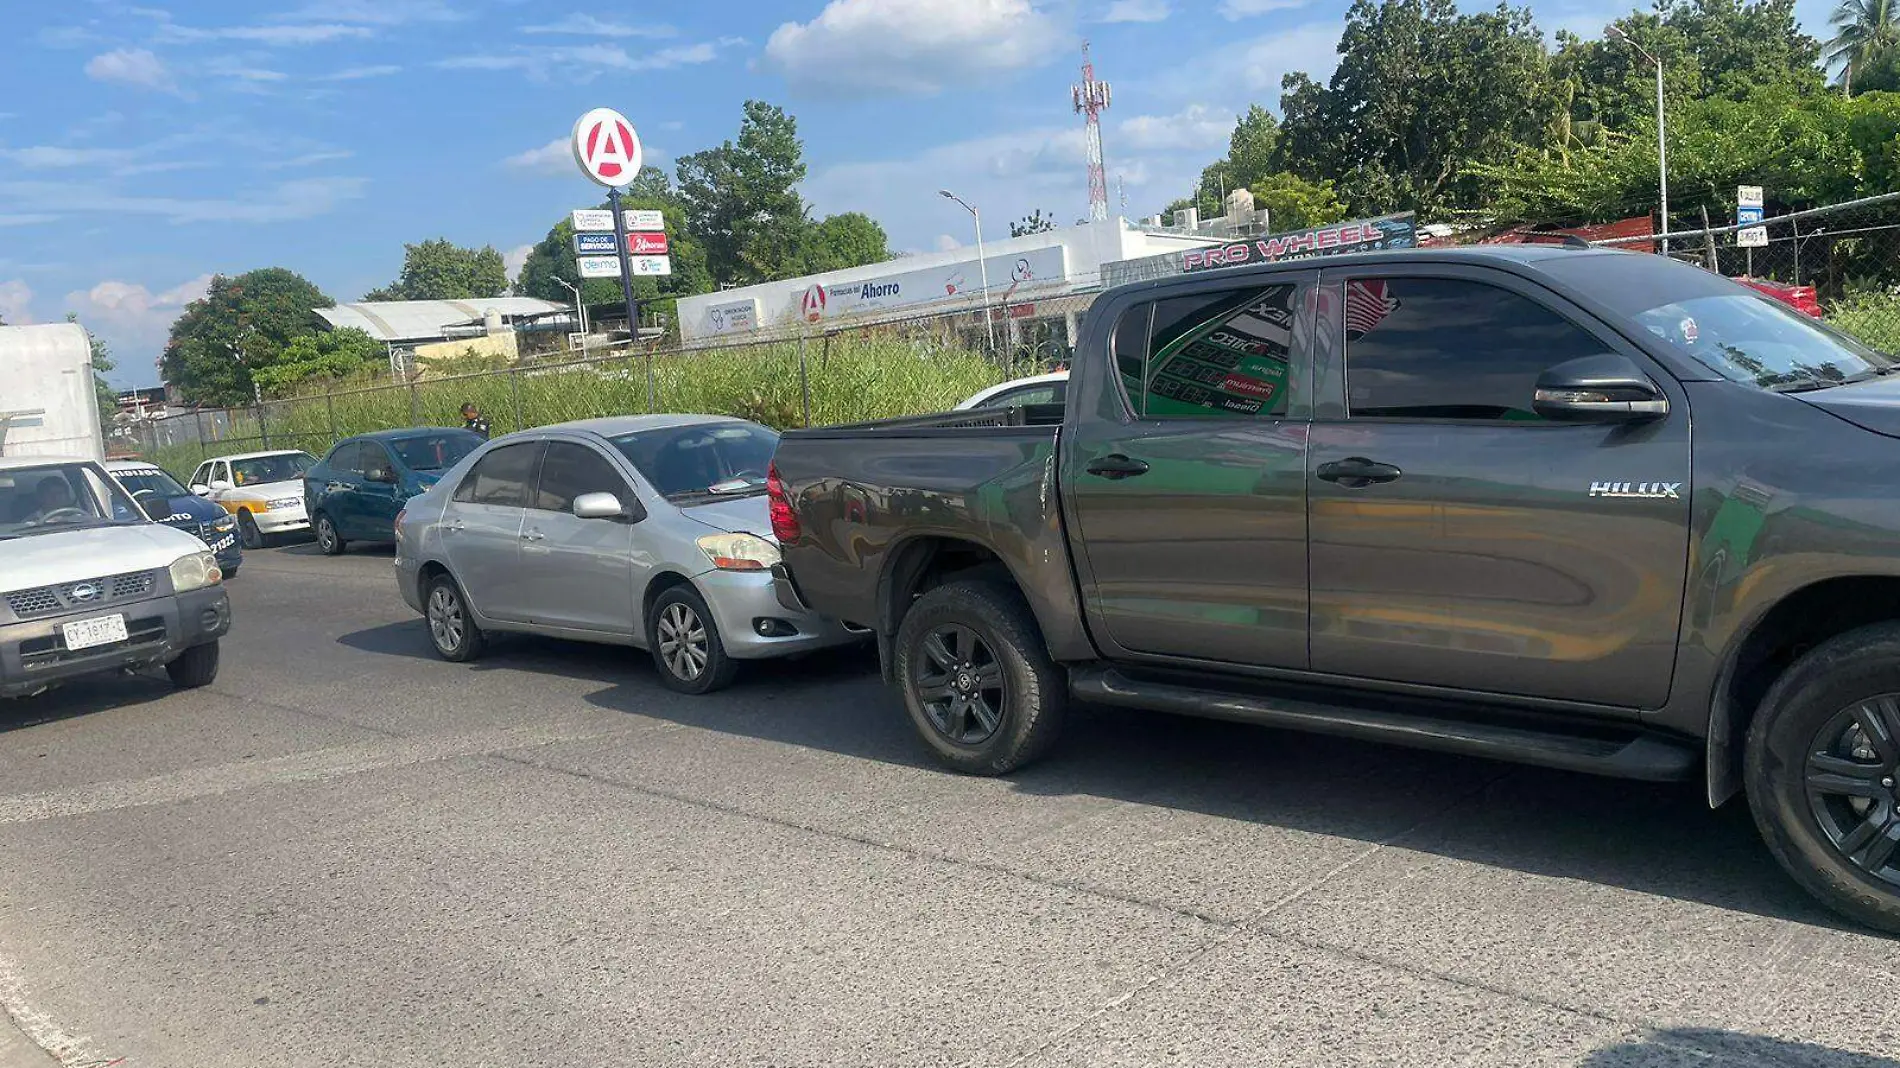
<box><xmin>156</xmin><ymin>22</ymin><xmax>374</xmax><ymax>44</ymax></box>
<box><xmin>84</xmin><ymin>48</ymin><xmax>177</xmax><ymax>92</ymax></box>
<box><xmin>261</xmin><ymin>150</ymin><xmax>355</xmax><ymax>170</ymax></box>
<box><xmin>1</xmin><ymin>176</ymin><xmax>368</xmax><ymax>225</ymax></box>
<box><xmin>63</xmin><ymin>274</ymin><xmax>213</xmax><ymax>384</ymax></box>
<box><xmin>276</xmin><ymin>0</ymin><xmax>462</xmax><ymax>25</ymax></box>
<box><xmin>1</xmin><ymin>146</ymin><xmax>136</xmax><ymax>169</ymax></box>
<box><xmin>1219</xmin><ymin>0</ymin><xmax>1311</xmax><ymax>17</ymax></box>
<box><xmin>522</xmin><ymin>13</ymin><xmax>675</xmax><ymax>37</ymax></box>
<box><xmin>0</xmin><ymin>280</ymin><xmax>34</xmax><ymax>325</ymax></box>
<box><xmin>1103</xmin><ymin>0</ymin><xmax>1169</xmax><ymax>22</ymax></box>
<box><xmin>437</xmin><ymin>41</ymin><xmax>722</xmax><ymax>77</ymax></box>
<box><xmin>0</xmin><ymin>215</ymin><xmax>59</xmax><ymax>227</ymax></box>
<box><xmin>1116</xmin><ymin>104</ymin><xmax>1232</xmax><ymax>153</ymax></box>
<box><xmin>763</xmin><ymin>0</ymin><xmax>1063</xmax><ymax>95</ymax></box>
<box><xmin>503</xmin><ymin>244</ymin><xmax>534</xmax><ymax>281</ymax></box>
<box><xmin>934</xmin><ymin>234</ymin><xmax>962</xmax><ymax>251</ymax></box>
<box><xmin>502</xmin><ymin>137</ymin><xmax>572</xmax><ymax>174</ymax></box>
<box><xmin>322</xmin><ymin>64</ymin><xmax>402</xmax><ymax>80</ymax></box>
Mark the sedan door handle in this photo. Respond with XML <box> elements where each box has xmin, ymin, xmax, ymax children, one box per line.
<box><xmin>1086</xmin><ymin>454</ymin><xmax>1151</xmax><ymax>480</ymax></box>
<box><xmin>1315</xmin><ymin>456</ymin><xmax>1403</xmax><ymax>488</ymax></box>
<box><xmin>447</xmin><ymin>518</ymin><xmax>464</xmax><ymax>534</ymax></box>
<box><xmin>520</xmin><ymin>529</ymin><xmax>545</xmax><ymax>542</ymax></box>
<box><xmin>325</xmin><ymin>481</ymin><xmax>347</xmax><ymax>492</ymax></box>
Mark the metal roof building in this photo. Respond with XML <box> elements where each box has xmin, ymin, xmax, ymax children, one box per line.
<box><xmin>315</xmin><ymin>298</ymin><xmax>566</xmax><ymax>344</ymax></box>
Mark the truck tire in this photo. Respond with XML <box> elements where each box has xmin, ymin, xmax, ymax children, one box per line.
<box><xmin>165</xmin><ymin>641</ymin><xmax>220</xmax><ymax>688</ymax></box>
<box><xmin>893</xmin><ymin>579</ymin><xmax>1066</xmax><ymax>775</ymax></box>
<box><xmin>1745</xmin><ymin>623</ymin><xmax>1900</xmax><ymax>935</ymax></box>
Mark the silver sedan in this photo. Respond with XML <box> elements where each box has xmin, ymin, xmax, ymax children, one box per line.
<box><xmin>393</xmin><ymin>414</ymin><xmax>865</xmax><ymax>693</ymax></box>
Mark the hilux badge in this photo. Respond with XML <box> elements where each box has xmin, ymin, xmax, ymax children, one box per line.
<box><xmin>1588</xmin><ymin>481</ymin><xmax>1681</xmax><ymax>499</ymax></box>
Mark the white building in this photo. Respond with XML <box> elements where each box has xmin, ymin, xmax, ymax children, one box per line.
<box><xmin>675</xmin><ymin>218</ymin><xmax>1224</xmax><ymax>346</ymax></box>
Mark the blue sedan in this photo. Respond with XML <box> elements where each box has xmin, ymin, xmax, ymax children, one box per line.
<box><xmin>105</xmin><ymin>460</ymin><xmax>244</xmax><ymax>576</ymax></box>
<box><xmin>305</xmin><ymin>427</ymin><xmax>484</xmax><ymax>555</ymax></box>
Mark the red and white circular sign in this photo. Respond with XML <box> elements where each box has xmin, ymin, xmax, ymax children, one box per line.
<box><xmin>800</xmin><ymin>284</ymin><xmax>827</xmax><ymax>323</ymax></box>
<box><xmin>571</xmin><ymin>107</ymin><xmax>643</xmax><ymax>188</ymax></box>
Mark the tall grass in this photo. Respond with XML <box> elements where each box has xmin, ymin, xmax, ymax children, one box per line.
<box><xmin>143</xmin><ymin>335</ymin><xmax>1006</xmax><ymax>480</ymax></box>
<box><xmin>1825</xmin><ymin>289</ymin><xmax>1900</xmax><ymax>353</ymax></box>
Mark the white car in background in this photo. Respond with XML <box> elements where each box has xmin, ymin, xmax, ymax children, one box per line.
<box><xmin>188</xmin><ymin>450</ymin><xmax>318</xmax><ymax>549</ymax></box>
<box><xmin>954</xmin><ymin>370</ymin><xmax>1069</xmax><ymax>411</ymax></box>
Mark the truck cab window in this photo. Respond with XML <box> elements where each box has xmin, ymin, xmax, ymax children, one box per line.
<box><xmin>1342</xmin><ymin>277</ymin><xmax>1605</xmax><ymax>421</ymax></box>
<box><xmin>1125</xmin><ymin>284</ymin><xmax>1296</xmax><ymax>419</ymax></box>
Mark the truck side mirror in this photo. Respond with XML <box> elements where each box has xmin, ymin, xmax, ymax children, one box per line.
<box><xmin>1533</xmin><ymin>354</ymin><xmax>1669</xmax><ymax>423</ymax></box>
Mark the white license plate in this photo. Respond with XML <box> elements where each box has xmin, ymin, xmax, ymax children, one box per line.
<box><xmin>62</xmin><ymin>614</ymin><xmax>129</xmax><ymax>651</ymax></box>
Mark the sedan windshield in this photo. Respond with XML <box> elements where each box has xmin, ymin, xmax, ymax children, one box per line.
<box><xmin>608</xmin><ymin>422</ymin><xmax>780</xmax><ymax>502</ymax></box>
<box><xmin>231</xmin><ymin>452</ymin><xmax>317</xmax><ymax>486</ymax></box>
<box><xmin>390</xmin><ymin>431</ymin><xmax>482</xmax><ymax>472</ymax></box>
<box><xmin>0</xmin><ymin>463</ymin><xmax>146</xmax><ymax>539</ymax></box>
<box><xmin>113</xmin><ymin>467</ymin><xmax>191</xmax><ymax>499</ymax></box>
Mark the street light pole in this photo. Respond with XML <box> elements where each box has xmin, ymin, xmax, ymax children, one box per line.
<box><xmin>554</xmin><ymin>275</ymin><xmax>588</xmax><ymax>347</ymax></box>
<box><xmin>940</xmin><ymin>189</ymin><xmax>995</xmax><ymax>353</ymax></box>
<box><xmin>1609</xmin><ymin>25</ymin><xmax>1669</xmax><ymax>255</ymax></box>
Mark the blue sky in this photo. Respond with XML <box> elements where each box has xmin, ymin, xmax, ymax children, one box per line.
<box><xmin>0</xmin><ymin>0</ymin><xmax>1841</xmax><ymax>388</ymax></box>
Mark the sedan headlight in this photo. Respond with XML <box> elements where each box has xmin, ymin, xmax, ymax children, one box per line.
<box><xmin>695</xmin><ymin>532</ymin><xmax>781</xmax><ymax>572</ymax></box>
<box><xmin>170</xmin><ymin>550</ymin><xmax>223</xmax><ymax>591</ymax></box>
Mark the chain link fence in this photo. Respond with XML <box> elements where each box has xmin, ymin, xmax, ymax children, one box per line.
<box><xmin>114</xmin><ymin>291</ymin><xmax>1102</xmax><ymax>479</ymax></box>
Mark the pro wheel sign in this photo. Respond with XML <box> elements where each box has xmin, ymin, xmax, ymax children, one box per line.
<box><xmin>571</xmin><ymin>107</ymin><xmax>643</xmax><ymax>188</ymax></box>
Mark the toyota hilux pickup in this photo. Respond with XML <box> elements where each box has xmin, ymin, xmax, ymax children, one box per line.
<box><xmin>768</xmin><ymin>244</ymin><xmax>1900</xmax><ymax>934</ymax></box>
<box><xmin>0</xmin><ymin>455</ymin><xmax>230</xmax><ymax>699</ymax></box>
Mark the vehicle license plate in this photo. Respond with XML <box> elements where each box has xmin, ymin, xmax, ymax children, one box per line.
<box><xmin>206</xmin><ymin>534</ymin><xmax>235</xmax><ymax>552</ymax></box>
<box><xmin>62</xmin><ymin>614</ymin><xmax>129</xmax><ymax>651</ymax></box>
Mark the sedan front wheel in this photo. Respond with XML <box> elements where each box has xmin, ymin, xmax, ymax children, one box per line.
<box><xmin>645</xmin><ymin>585</ymin><xmax>737</xmax><ymax>694</ymax></box>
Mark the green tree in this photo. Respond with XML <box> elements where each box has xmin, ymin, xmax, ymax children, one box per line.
<box><xmin>675</xmin><ymin>101</ymin><xmax>812</xmax><ymax>286</ymax></box>
<box><xmin>365</xmin><ymin>238</ymin><xmax>509</xmax><ymax>302</ymax></box>
<box><xmin>253</xmin><ymin>327</ymin><xmax>385</xmax><ymax>396</ymax></box>
<box><xmin>1829</xmin><ymin>0</ymin><xmax>1900</xmax><ymax>91</ymax></box>
<box><xmin>1275</xmin><ymin>0</ymin><xmax>1560</xmax><ymax>216</ymax></box>
<box><xmin>160</xmin><ymin>269</ymin><xmax>333</xmax><ymax>406</ymax></box>
<box><xmin>801</xmin><ymin>212</ymin><xmax>890</xmax><ymax>273</ymax></box>
<box><xmin>1010</xmin><ymin>209</ymin><xmax>1058</xmax><ymax>237</ymax></box>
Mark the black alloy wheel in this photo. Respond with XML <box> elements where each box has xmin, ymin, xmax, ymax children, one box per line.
<box><xmin>1803</xmin><ymin>697</ymin><xmax>1900</xmax><ymax>885</ymax></box>
<box><xmin>913</xmin><ymin>623</ymin><xmax>1007</xmax><ymax>746</ymax></box>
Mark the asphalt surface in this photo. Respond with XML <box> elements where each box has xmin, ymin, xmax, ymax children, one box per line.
<box><xmin>1</xmin><ymin>543</ymin><xmax>1897</xmax><ymax>1068</ymax></box>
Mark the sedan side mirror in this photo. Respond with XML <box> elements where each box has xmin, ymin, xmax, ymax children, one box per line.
<box><xmin>573</xmin><ymin>491</ymin><xmax>627</xmax><ymax>520</ymax></box>
<box><xmin>1533</xmin><ymin>354</ymin><xmax>1669</xmax><ymax>423</ymax></box>
<box><xmin>209</xmin><ymin>479</ymin><xmax>234</xmax><ymax>492</ymax></box>
<box><xmin>190</xmin><ymin>483</ymin><xmax>211</xmax><ymax>497</ymax></box>
<box><xmin>367</xmin><ymin>467</ymin><xmax>397</xmax><ymax>484</ymax></box>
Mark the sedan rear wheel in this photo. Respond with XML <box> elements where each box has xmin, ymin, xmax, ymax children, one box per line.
<box><xmin>424</xmin><ymin>573</ymin><xmax>485</xmax><ymax>663</ymax></box>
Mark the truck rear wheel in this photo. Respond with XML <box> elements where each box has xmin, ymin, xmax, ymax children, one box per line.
<box><xmin>1745</xmin><ymin>623</ymin><xmax>1900</xmax><ymax>934</ymax></box>
<box><xmin>893</xmin><ymin>579</ymin><xmax>1066</xmax><ymax>775</ymax></box>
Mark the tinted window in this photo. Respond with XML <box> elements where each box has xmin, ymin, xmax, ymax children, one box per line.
<box><xmin>1120</xmin><ymin>284</ymin><xmax>1296</xmax><ymax>419</ymax></box>
<box><xmin>1629</xmin><ymin>294</ymin><xmax>1891</xmax><ymax>392</ymax></box>
<box><xmin>113</xmin><ymin>467</ymin><xmax>190</xmax><ymax>499</ymax></box>
<box><xmin>1343</xmin><ymin>278</ymin><xmax>1604</xmax><ymax>421</ymax></box>
<box><xmin>978</xmin><ymin>383</ymin><xmax>1066</xmax><ymax>409</ymax></box>
<box><xmin>609</xmin><ymin>422</ymin><xmax>779</xmax><ymax>501</ymax></box>
<box><xmin>327</xmin><ymin>442</ymin><xmax>363</xmax><ymax>475</ymax></box>
<box><xmin>533</xmin><ymin>443</ymin><xmax>628</xmax><ymax>512</ymax></box>
<box><xmin>453</xmin><ymin>443</ymin><xmax>540</xmax><ymax>507</ymax></box>
<box><xmin>390</xmin><ymin>431</ymin><xmax>481</xmax><ymax>472</ymax></box>
<box><xmin>230</xmin><ymin>452</ymin><xmax>317</xmax><ymax>485</ymax></box>
<box><xmin>358</xmin><ymin>442</ymin><xmax>395</xmax><ymax>477</ymax></box>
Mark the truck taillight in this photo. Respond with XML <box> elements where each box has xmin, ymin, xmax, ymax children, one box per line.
<box><xmin>767</xmin><ymin>462</ymin><xmax>801</xmax><ymax>543</ymax></box>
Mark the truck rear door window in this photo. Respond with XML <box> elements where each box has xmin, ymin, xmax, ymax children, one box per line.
<box><xmin>1119</xmin><ymin>284</ymin><xmax>1296</xmax><ymax>419</ymax></box>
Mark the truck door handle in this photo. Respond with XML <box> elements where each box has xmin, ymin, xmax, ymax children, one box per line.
<box><xmin>1086</xmin><ymin>454</ymin><xmax>1150</xmax><ymax>479</ymax></box>
<box><xmin>1316</xmin><ymin>457</ymin><xmax>1402</xmax><ymax>487</ymax></box>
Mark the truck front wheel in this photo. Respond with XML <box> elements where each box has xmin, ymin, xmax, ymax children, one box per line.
<box><xmin>894</xmin><ymin>579</ymin><xmax>1066</xmax><ymax>775</ymax></box>
<box><xmin>166</xmin><ymin>641</ymin><xmax>220</xmax><ymax>689</ymax></box>
<box><xmin>1746</xmin><ymin>623</ymin><xmax>1900</xmax><ymax>934</ymax></box>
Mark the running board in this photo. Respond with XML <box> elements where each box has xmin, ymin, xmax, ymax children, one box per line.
<box><xmin>1069</xmin><ymin>666</ymin><xmax>1698</xmax><ymax>782</ymax></box>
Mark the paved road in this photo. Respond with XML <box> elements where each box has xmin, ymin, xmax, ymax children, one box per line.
<box><xmin>1</xmin><ymin>544</ymin><xmax>1896</xmax><ymax>1068</ymax></box>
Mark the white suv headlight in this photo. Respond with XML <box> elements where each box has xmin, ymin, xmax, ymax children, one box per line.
<box><xmin>695</xmin><ymin>532</ymin><xmax>781</xmax><ymax>572</ymax></box>
<box><xmin>170</xmin><ymin>550</ymin><xmax>223</xmax><ymax>591</ymax></box>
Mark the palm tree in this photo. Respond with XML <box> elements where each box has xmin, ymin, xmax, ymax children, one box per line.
<box><xmin>1827</xmin><ymin>0</ymin><xmax>1900</xmax><ymax>94</ymax></box>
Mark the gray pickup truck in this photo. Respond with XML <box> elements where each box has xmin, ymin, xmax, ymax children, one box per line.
<box><xmin>768</xmin><ymin>244</ymin><xmax>1900</xmax><ymax>933</ymax></box>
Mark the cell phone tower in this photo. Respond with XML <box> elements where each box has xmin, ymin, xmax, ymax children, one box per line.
<box><xmin>1072</xmin><ymin>42</ymin><xmax>1112</xmax><ymax>223</ymax></box>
